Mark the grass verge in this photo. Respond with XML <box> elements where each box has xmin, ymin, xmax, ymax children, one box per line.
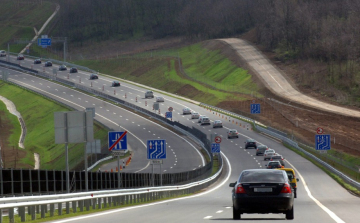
<box><xmin>0</xmin><ymin>81</ymin><xmax>108</xmax><ymax>170</ymax></box>
<box><xmin>0</xmin><ymin>100</ymin><xmax>21</xmax><ymax>148</ymax></box>
<box><xmin>284</xmin><ymin>143</ymin><xmax>360</xmax><ymax>196</ymax></box>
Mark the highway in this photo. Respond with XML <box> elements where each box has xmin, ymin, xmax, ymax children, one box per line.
<box><xmin>1</xmin><ymin>55</ymin><xmax>360</xmax><ymax>222</ymax></box>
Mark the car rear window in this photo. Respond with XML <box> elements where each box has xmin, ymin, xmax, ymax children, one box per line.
<box><xmin>240</xmin><ymin>171</ymin><xmax>285</xmax><ymax>183</ymax></box>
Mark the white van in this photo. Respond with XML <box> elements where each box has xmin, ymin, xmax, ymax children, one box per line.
<box><xmin>145</xmin><ymin>90</ymin><xmax>154</xmax><ymax>98</ymax></box>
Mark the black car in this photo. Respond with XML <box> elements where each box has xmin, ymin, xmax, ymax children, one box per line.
<box><xmin>69</xmin><ymin>67</ymin><xmax>78</xmax><ymax>73</ymax></box>
<box><xmin>229</xmin><ymin>169</ymin><xmax>294</xmax><ymax>220</ymax></box>
<box><xmin>59</xmin><ymin>65</ymin><xmax>67</xmax><ymax>71</ymax></box>
<box><xmin>256</xmin><ymin>145</ymin><xmax>268</xmax><ymax>156</ymax></box>
<box><xmin>270</xmin><ymin>155</ymin><xmax>285</xmax><ymax>166</ymax></box>
<box><xmin>90</xmin><ymin>74</ymin><xmax>98</xmax><ymax>80</ymax></box>
<box><xmin>112</xmin><ymin>81</ymin><xmax>120</xmax><ymax>87</ymax></box>
<box><xmin>245</xmin><ymin>138</ymin><xmax>257</xmax><ymax>149</ymax></box>
<box><xmin>266</xmin><ymin>161</ymin><xmax>283</xmax><ymax>169</ymax></box>
<box><xmin>34</xmin><ymin>59</ymin><xmax>41</xmax><ymax>64</ymax></box>
<box><xmin>44</xmin><ymin>61</ymin><xmax>52</xmax><ymax>67</ymax></box>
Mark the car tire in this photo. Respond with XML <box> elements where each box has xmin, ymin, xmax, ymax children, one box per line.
<box><xmin>285</xmin><ymin>206</ymin><xmax>294</xmax><ymax>220</ymax></box>
<box><xmin>294</xmin><ymin>189</ymin><xmax>297</xmax><ymax>198</ymax></box>
<box><xmin>237</xmin><ymin>136</ymin><xmax>239</xmax><ymax>138</ymax></box>
<box><xmin>233</xmin><ymin>207</ymin><xmax>241</xmax><ymax>220</ymax></box>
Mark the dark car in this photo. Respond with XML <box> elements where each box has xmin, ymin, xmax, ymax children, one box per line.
<box><xmin>17</xmin><ymin>54</ymin><xmax>24</xmax><ymax>60</ymax></box>
<box><xmin>34</xmin><ymin>59</ymin><xmax>41</xmax><ymax>64</ymax></box>
<box><xmin>245</xmin><ymin>138</ymin><xmax>257</xmax><ymax>149</ymax></box>
<box><xmin>69</xmin><ymin>67</ymin><xmax>78</xmax><ymax>73</ymax></box>
<box><xmin>256</xmin><ymin>145</ymin><xmax>269</xmax><ymax>156</ymax></box>
<box><xmin>266</xmin><ymin>161</ymin><xmax>283</xmax><ymax>169</ymax></box>
<box><xmin>90</xmin><ymin>74</ymin><xmax>98</xmax><ymax>80</ymax></box>
<box><xmin>44</xmin><ymin>61</ymin><xmax>52</xmax><ymax>67</ymax></box>
<box><xmin>270</xmin><ymin>155</ymin><xmax>285</xmax><ymax>166</ymax></box>
<box><xmin>229</xmin><ymin>169</ymin><xmax>294</xmax><ymax>220</ymax></box>
<box><xmin>112</xmin><ymin>81</ymin><xmax>120</xmax><ymax>87</ymax></box>
<box><xmin>59</xmin><ymin>65</ymin><xmax>67</xmax><ymax>71</ymax></box>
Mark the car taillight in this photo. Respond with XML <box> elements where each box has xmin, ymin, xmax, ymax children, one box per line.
<box><xmin>270</xmin><ymin>159</ymin><xmax>273</xmax><ymax>161</ymax></box>
<box><xmin>254</xmin><ymin>142</ymin><xmax>256</xmax><ymax>144</ymax></box>
<box><xmin>235</xmin><ymin>184</ymin><xmax>246</xmax><ymax>194</ymax></box>
<box><xmin>282</xmin><ymin>158</ymin><xmax>284</xmax><ymax>160</ymax></box>
<box><xmin>280</xmin><ymin>183</ymin><xmax>292</xmax><ymax>194</ymax></box>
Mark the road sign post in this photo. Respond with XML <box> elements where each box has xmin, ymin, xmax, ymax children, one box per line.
<box><xmin>147</xmin><ymin>139</ymin><xmax>166</xmax><ymax>186</ymax></box>
<box><xmin>165</xmin><ymin>111</ymin><xmax>172</xmax><ymax>120</ymax></box>
<box><xmin>211</xmin><ymin>143</ymin><xmax>220</xmax><ymax>153</ymax></box>
<box><xmin>315</xmin><ymin>134</ymin><xmax>331</xmax><ymax>152</ymax></box>
<box><xmin>250</xmin><ymin>104</ymin><xmax>261</xmax><ymax>114</ymax></box>
<box><xmin>109</xmin><ymin>131</ymin><xmax>128</xmax><ymax>189</ymax></box>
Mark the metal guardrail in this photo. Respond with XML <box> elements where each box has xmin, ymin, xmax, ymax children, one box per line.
<box><xmin>0</xmin><ymin>158</ymin><xmax>223</xmax><ymax>222</ymax></box>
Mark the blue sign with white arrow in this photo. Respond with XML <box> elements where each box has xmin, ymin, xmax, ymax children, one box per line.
<box><xmin>315</xmin><ymin>134</ymin><xmax>331</xmax><ymax>150</ymax></box>
<box><xmin>211</xmin><ymin>143</ymin><xmax>220</xmax><ymax>153</ymax></box>
<box><xmin>108</xmin><ymin>131</ymin><xmax>127</xmax><ymax>150</ymax></box>
<box><xmin>38</xmin><ymin>38</ymin><xmax>52</xmax><ymax>46</ymax></box>
<box><xmin>147</xmin><ymin>139</ymin><xmax>166</xmax><ymax>159</ymax></box>
<box><xmin>250</xmin><ymin>103</ymin><xmax>261</xmax><ymax>114</ymax></box>
<box><xmin>165</xmin><ymin>112</ymin><xmax>172</xmax><ymax>119</ymax></box>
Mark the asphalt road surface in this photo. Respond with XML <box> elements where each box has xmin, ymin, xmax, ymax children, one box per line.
<box><xmin>1</xmin><ymin>55</ymin><xmax>360</xmax><ymax>222</ymax></box>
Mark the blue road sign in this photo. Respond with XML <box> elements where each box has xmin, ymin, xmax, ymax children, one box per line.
<box><xmin>211</xmin><ymin>143</ymin><xmax>220</xmax><ymax>153</ymax></box>
<box><xmin>108</xmin><ymin>131</ymin><xmax>127</xmax><ymax>150</ymax></box>
<box><xmin>147</xmin><ymin>139</ymin><xmax>166</xmax><ymax>159</ymax></box>
<box><xmin>315</xmin><ymin>134</ymin><xmax>331</xmax><ymax>150</ymax></box>
<box><xmin>38</xmin><ymin>38</ymin><xmax>52</xmax><ymax>46</ymax></box>
<box><xmin>250</xmin><ymin>103</ymin><xmax>261</xmax><ymax>114</ymax></box>
<box><xmin>165</xmin><ymin>111</ymin><xmax>172</xmax><ymax>119</ymax></box>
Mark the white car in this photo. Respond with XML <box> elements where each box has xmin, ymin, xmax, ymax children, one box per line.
<box><xmin>227</xmin><ymin>129</ymin><xmax>239</xmax><ymax>139</ymax></box>
<box><xmin>264</xmin><ymin>149</ymin><xmax>276</xmax><ymax>160</ymax></box>
<box><xmin>213</xmin><ymin>120</ymin><xmax>223</xmax><ymax>128</ymax></box>
<box><xmin>156</xmin><ymin>96</ymin><xmax>164</xmax><ymax>102</ymax></box>
<box><xmin>200</xmin><ymin>116</ymin><xmax>210</xmax><ymax>125</ymax></box>
<box><xmin>198</xmin><ymin>115</ymin><xmax>206</xmax><ymax>123</ymax></box>
<box><xmin>0</xmin><ymin>50</ymin><xmax>6</xmax><ymax>57</ymax></box>
<box><xmin>182</xmin><ymin>108</ymin><xmax>191</xmax><ymax>115</ymax></box>
<box><xmin>191</xmin><ymin>112</ymin><xmax>200</xmax><ymax>119</ymax></box>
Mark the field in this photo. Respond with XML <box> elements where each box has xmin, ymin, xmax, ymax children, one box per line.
<box><xmin>0</xmin><ymin>81</ymin><xmax>108</xmax><ymax>170</ymax></box>
<box><xmin>0</xmin><ymin>0</ymin><xmax>56</xmax><ymax>52</ymax></box>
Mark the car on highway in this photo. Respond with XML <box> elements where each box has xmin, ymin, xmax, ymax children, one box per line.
<box><xmin>17</xmin><ymin>54</ymin><xmax>24</xmax><ymax>60</ymax></box>
<box><xmin>198</xmin><ymin>115</ymin><xmax>206</xmax><ymax>123</ymax></box>
<box><xmin>182</xmin><ymin>107</ymin><xmax>191</xmax><ymax>115</ymax></box>
<box><xmin>227</xmin><ymin>129</ymin><xmax>239</xmax><ymax>139</ymax></box>
<box><xmin>112</xmin><ymin>80</ymin><xmax>121</xmax><ymax>87</ymax></box>
<box><xmin>0</xmin><ymin>50</ymin><xmax>6</xmax><ymax>57</ymax></box>
<box><xmin>256</xmin><ymin>145</ymin><xmax>269</xmax><ymax>156</ymax></box>
<box><xmin>191</xmin><ymin>111</ymin><xmax>199</xmax><ymax>119</ymax></box>
<box><xmin>229</xmin><ymin>169</ymin><xmax>294</xmax><ymax>220</ymax></box>
<box><xmin>69</xmin><ymin>67</ymin><xmax>78</xmax><ymax>73</ymax></box>
<box><xmin>213</xmin><ymin>120</ymin><xmax>223</xmax><ymax>128</ymax></box>
<box><xmin>277</xmin><ymin>168</ymin><xmax>299</xmax><ymax>198</ymax></box>
<box><xmin>90</xmin><ymin>73</ymin><xmax>98</xmax><ymax>80</ymax></box>
<box><xmin>59</xmin><ymin>65</ymin><xmax>67</xmax><ymax>71</ymax></box>
<box><xmin>245</xmin><ymin>138</ymin><xmax>257</xmax><ymax>149</ymax></box>
<box><xmin>34</xmin><ymin>59</ymin><xmax>41</xmax><ymax>64</ymax></box>
<box><xmin>266</xmin><ymin>161</ymin><xmax>283</xmax><ymax>169</ymax></box>
<box><xmin>145</xmin><ymin>90</ymin><xmax>154</xmax><ymax>98</ymax></box>
<box><xmin>44</xmin><ymin>61</ymin><xmax>52</xmax><ymax>67</ymax></box>
<box><xmin>200</xmin><ymin>116</ymin><xmax>210</xmax><ymax>125</ymax></box>
<box><xmin>270</xmin><ymin>154</ymin><xmax>285</xmax><ymax>166</ymax></box>
<box><xmin>264</xmin><ymin>149</ymin><xmax>276</xmax><ymax>160</ymax></box>
<box><xmin>156</xmin><ymin>96</ymin><xmax>164</xmax><ymax>102</ymax></box>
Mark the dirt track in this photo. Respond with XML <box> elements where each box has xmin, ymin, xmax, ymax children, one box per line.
<box><xmin>204</xmin><ymin>39</ymin><xmax>360</xmax><ymax>156</ymax></box>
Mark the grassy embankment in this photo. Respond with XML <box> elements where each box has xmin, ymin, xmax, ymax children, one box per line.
<box><xmin>0</xmin><ymin>0</ymin><xmax>58</xmax><ymax>56</ymax></box>
<box><xmin>0</xmin><ymin>81</ymin><xmax>108</xmax><ymax>170</ymax></box>
<box><xmin>75</xmin><ymin>43</ymin><xmax>260</xmax><ymax>105</ymax></box>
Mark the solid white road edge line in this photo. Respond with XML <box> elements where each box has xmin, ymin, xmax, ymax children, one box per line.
<box><xmin>49</xmin><ymin>152</ymin><xmax>232</xmax><ymax>223</ymax></box>
<box><xmin>286</xmin><ymin>160</ymin><xmax>345</xmax><ymax>223</ymax></box>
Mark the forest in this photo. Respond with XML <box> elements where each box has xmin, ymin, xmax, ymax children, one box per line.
<box><xmin>52</xmin><ymin>0</ymin><xmax>360</xmax><ymax>100</ymax></box>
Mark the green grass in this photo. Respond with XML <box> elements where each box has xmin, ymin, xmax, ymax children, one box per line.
<box><xmin>0</xmin><ymin>81</ymin><xmax>108</xmax><ymax>170</ymax></box>
<box><xmin>0</xmin><ymin>0</ymin><xmax>56</xmax><ymax>51</ymax></box>
<box><xmin>75</xmin><ymin>42</ymin><xmax>258</xmax><ymax>106</ymax></box>
<box><xmin>0</xmin><ymin>100</ymin><xmax>21</xmax><ymax>147</ymax></box>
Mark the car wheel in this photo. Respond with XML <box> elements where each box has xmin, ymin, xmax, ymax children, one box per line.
<box><xmin>294</xmin><ymin>189</ymin><xmax>297</xmax><ymax>198</ymax></box>
<box><xmin>233</xmin><ymin>206</ymin><xmax>241</xmax><ymax>220</ymax></box>
<box><xmin>237</xmin><ymin>136</ymin><xmax>239</xmax><ymax>138</ymax></box>
<box><xmin>285</xmin><ymin>205</ymin><xmax>294</xmax><ymax>220</ymax></box>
